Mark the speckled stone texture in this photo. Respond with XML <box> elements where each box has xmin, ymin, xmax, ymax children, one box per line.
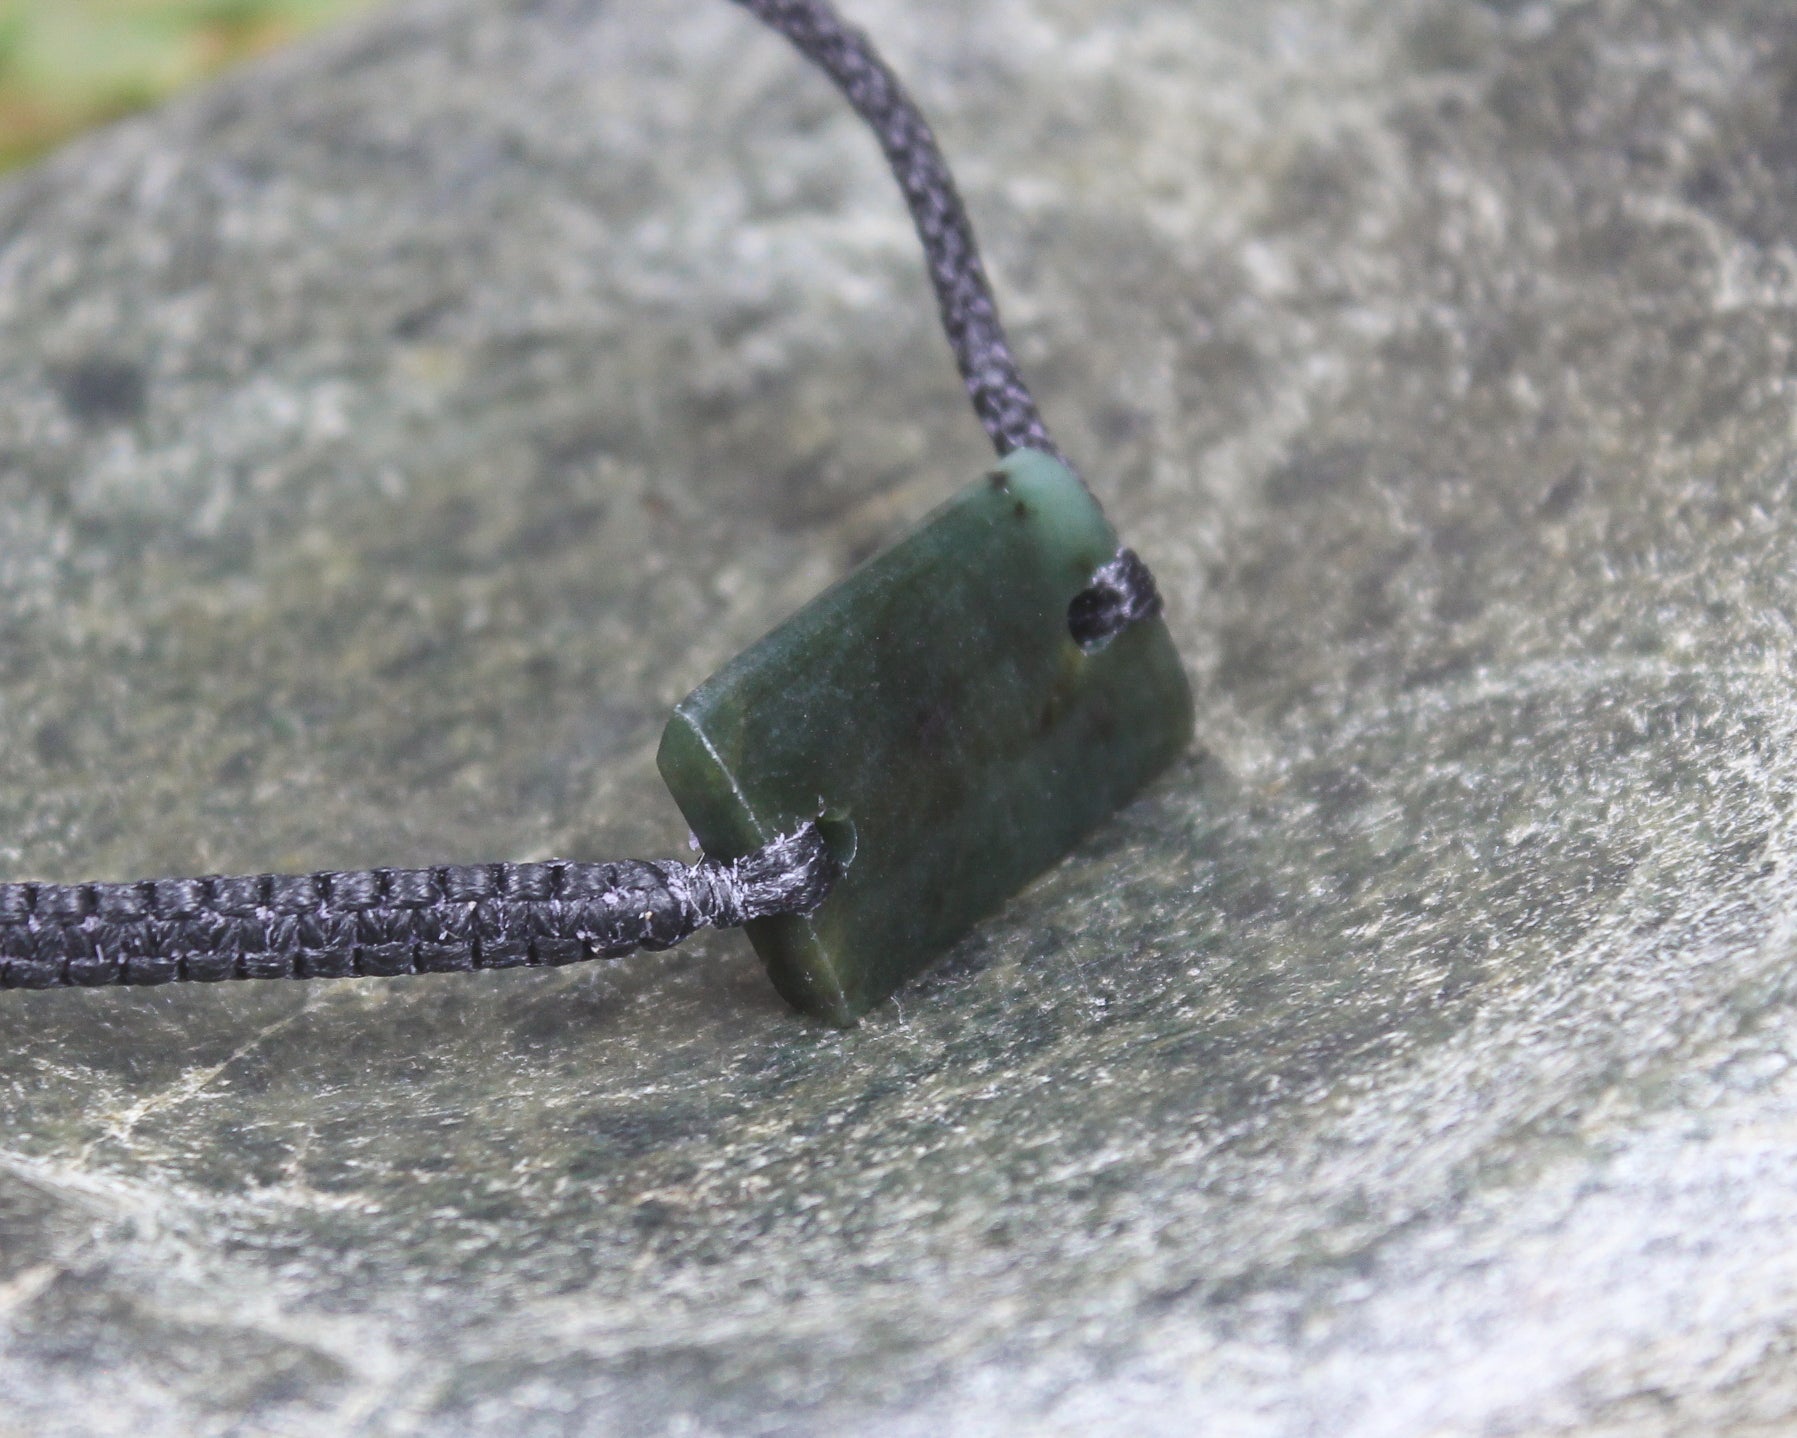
<box><xmin>3</xmin><ymin>0</ymin><xmax>1797</xmax><ymax>1432</ymax></box>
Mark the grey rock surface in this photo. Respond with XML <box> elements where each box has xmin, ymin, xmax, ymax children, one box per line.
<box><xmin>3</xmin><ymin>0</ymin><xmax>1797</xmax><ymax>1431</ymax></box>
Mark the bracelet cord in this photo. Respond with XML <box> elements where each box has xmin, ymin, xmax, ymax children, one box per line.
<box><xmin>730</xmin><ymin>0</ymin><xmax>1054</xmax><ymax>461</ymax></box>
<box><xmin>0</xmin><ymin>0</ymin><xmax>1159</xmax><ymax>992</ymax></box>
<box><xmin>0</xmin><ymin>830</ymin><xmax>837</xmax><ymax>990</ymax></box>
<box><xmin>732</xmin><ymin>0</ymin><xmax>1161</xmax><ymax>640</ymax></box>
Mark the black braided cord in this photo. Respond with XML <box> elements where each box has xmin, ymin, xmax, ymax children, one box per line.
<box><xmin>732</xmin><ymin>0</ymin><xmax>1160</xmax><ymax>634</ymax></box>
<box><xmin>0</xmin><ymin>827</ymin><xmax>837</xmax><ymax>990</ymax></box>
<box><xmin>730</xmin><ymin>0</ymin><xmax>1054</xmax><ymax>460</ymax></box>
<box><xmin>0</xmin><ymin>0</ymin><xmax>1162</xmax><ymax>992</ymax></box>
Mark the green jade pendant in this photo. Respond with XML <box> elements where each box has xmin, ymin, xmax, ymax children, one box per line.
<box><xmin>658</xmin><ymin>450</ymin><xmax>1193</xmax><ymax>1024</ymax></box>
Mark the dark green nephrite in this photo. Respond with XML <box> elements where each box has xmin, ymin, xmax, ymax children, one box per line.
<box><xmin>658</xmin><ymin>450</ymin><xmax>1193</xmax><ymax>1024</ymax></box>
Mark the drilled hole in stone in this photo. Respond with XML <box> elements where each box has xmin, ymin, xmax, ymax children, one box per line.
<box><xmin>816</xmin><ymin>810</ymin><xmax>858</xmax><ymax>870</ymax></box>
<box><xmin>1068</xmin><ymin>585</ymin><xmax>1115</xmax><ymax>653</ymax></box>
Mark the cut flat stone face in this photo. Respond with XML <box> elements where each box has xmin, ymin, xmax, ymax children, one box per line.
<box><xmin>657</xmin><ymin>449</ymin><xmax>1194</xmax><ymax>1024</ymax></box>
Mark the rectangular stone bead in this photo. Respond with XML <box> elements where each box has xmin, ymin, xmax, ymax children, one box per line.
<box><xmin>657</xmin><ymin>449</ymin><xmax>1194</xmax><ymax>1025</ymax></box>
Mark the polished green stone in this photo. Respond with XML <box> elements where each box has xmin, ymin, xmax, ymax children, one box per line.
<box><xmin>657</xmin><ymin>449</ymin><xmax>1193</xmax><ymax>1025</ymax></box>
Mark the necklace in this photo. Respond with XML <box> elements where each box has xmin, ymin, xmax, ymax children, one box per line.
<box><xmin>0</xmin><ymin>0</ymin><xmax>1191</xmax><ymax>1026</ymax></box>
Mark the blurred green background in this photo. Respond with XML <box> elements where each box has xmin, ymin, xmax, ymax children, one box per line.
<box><xmin>0</xmin><ymin>0</ymin><xmax>381</xmax><ymax>170</ymax></box>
